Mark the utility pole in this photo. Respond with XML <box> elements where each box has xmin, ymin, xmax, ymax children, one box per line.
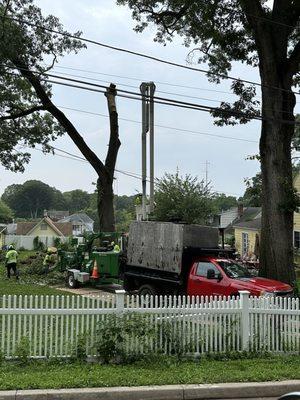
<box><xmin>140</xmin><ymin>82</ymin><xmax>156</xmax><ymax>220</ymax></box>
<box><xmin>205</xmin><ymin>160</ymin><xmax>210</xmax><ymax>188</ymax></box>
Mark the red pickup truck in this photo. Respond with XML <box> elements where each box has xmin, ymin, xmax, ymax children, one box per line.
<box><xmin>124</xmin><ymin>222</ymin><xmax>293</xmax><ymax>297</ymax></box>
<box><xmin>187</xmin><ymin>257</ymin><xmax>293</xmax><ymax>297</ymax></box>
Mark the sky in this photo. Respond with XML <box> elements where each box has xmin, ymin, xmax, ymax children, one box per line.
<box><xmin>0</xmin><ymin>0</ymin><xmax>291</xmax><ymax>198</ymax></box>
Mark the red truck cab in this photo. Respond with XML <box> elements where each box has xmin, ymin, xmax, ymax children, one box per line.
<box><xmin>187</xmin><ymin>257</ymin><xmax>293</xmax><ymax>297</ymax></box>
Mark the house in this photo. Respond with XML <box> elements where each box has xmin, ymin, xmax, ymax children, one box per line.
<box><xmin>16</xmin><ymin>217</ymin><xmax>72</xmax><ymax>238</ymax></box>
<box><xmin>233</xmin><ymin>218</ymin><xmax>261</xmax><ymax>257</ymax></box>
<box><xmin>294</xmin><ymin>173</ymin><xmax>300</xmax><ymax>249</ymax></box>
<box><xmin>58</xmin><ymin>213</ymin><xmax>94</xmax><ymax>236</ymax></box>
<box><xmin>0</xmin><ymin>224</ymin><xmax>6</xmax><ymax>249</ymax></box>
<box><xmin>45</xmin><ymin>210</ymin><xmax>69</xmax><ymax>221</ymax></box>
<box><xmin>219</xmin><ymin>205</ymin><xmax>261</xmax><ymax>234</ymax></box>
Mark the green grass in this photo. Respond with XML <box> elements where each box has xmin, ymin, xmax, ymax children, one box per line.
<box><xmin>0</xmin><ymin>356</ymin><xmax>299</xmax><ymax>390</ymax></box>
<box><xmin>0</xmin><ymin>250</ymin><xmax>73</xmax><ymax>296</ymax></box>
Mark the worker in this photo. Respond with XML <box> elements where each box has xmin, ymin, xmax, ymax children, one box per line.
<box><xmin>111</xmin><ymin>241</ymin><xmax>120</xmax><ymax>253</ymax></box>
<box><xmin>5</xmin><ymin>245</ymin><xmax>19</xmax><ymax>280</ymax></box>
<box><xmin>43</xmin><ymin>249</ymin><xmax>53</xmax><ymax>274</ymax></box>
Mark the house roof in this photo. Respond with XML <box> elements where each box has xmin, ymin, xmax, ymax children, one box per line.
<box><xmin>233</xmin><ymin>217</ymin><xmax>261</xmax><ymax>231</ymax></box>
<box><xmin>220</xmin><ymin>206</ymin><xmax>261</xmax><ymax>233</ymax></box>
<box><xmin>16</xmin><ymin>217</ymin><xmax>72</xmax><ymax>237</ymax></box>
<box><xmin>6</xmin><ymin>223</ymin><xmax>17</xmax><ymax>235</ymax></box>
<box><xmin>58</xmin><ymin>213</ymin><xmax>94</xmax><ymax>225</ymax></box>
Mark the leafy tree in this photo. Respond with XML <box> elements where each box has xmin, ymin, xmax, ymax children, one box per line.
<box><xmin>0</xmin><ymin>199</ymin><xmax>13</xmax><ymax>222</ymax></box>
<box><xmin>154</xmin><ymin>172</ymin><xmax>213</xmax><ymax>224</ymax></box>
<box><xmin>63</xmin><ymin>190</ymin><xmax>90</xmax><ymax>213</ymax></box>
<box><xmin>0</xmin><ymin>0</ymin><xmax>120</xmax><ymax>231</ymax></box>
<box><xmin>118</xmin><ymin>0</ymin><xmax>300</xmax><ymax>285</ymax></box>
<box><xmin>211</xmin><ymin>193</ymin><xmax>238</xmax><ymax>213</ymax></box>
<box><xmin>115</xmin><ymin>209</ymin><xmax>134</xmax><ymax>232</ymax></box>
<box><xmin>242</xmin><ymin>173</ymin><xmax>262</xmax><ymax>207</ymax></box>
<box><xmin>2</xmin><ymin>180</ymin><xmax>56</xmax><ymax>218</ymax></box>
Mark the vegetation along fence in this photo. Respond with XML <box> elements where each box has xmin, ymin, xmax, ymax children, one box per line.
<box><xmin>0</xmin><ymin>291</ymin><xmax>299</xmax><ymax>359</ymax></box>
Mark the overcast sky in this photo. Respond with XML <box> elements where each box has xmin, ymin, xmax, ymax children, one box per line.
<box><xmin>1</xmin><ymin>0</ymin><xmax>291</xmax><ymax>198</ymax></box>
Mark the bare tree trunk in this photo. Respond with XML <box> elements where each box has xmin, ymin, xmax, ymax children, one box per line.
<box><xmin>259</xmin><ymin>71</ymin><xmax>297</xmax><ymax>286</ymax></box>
<box><xmin>97</xmin><ymin>84</ymin><xmax>120</xmax><ymax>232</ymax></box>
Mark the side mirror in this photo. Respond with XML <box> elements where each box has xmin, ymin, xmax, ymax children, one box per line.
<box><xmin>207</xmin><ymin>269</ymin><xmax>216</xmax><ymax>279</ymax></box>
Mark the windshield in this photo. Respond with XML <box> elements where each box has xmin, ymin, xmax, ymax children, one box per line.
<box><xmin>218</xmin><ymin>261</ymin><xmax>253</xmax><ymax>279</ymax></box>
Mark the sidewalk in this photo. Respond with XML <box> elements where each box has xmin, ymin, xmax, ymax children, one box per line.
<box><xmin>0</xmin><ymin>380</ymin><xmax>299</xmax><ymax>400</ymax></box>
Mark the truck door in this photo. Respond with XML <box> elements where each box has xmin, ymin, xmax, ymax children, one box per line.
<box><xmin>187</xmin><ymin>260</ymin><xmax>228</xmax><ymax>297</ymax></box>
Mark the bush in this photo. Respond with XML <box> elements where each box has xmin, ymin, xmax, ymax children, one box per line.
<box><xmin>53</xmin><ymin>237</ymin><xmax>61</xmax><ymax>248</ymax></box>
<box><xmin>94</xmin><ymin>313</ymin><xmax>154</xmax><ymax>364</ymax></box>
<box><xmin>33</xmin><ymin>236</ymin><xmax>44</xmax><ymax>251</ymax></box>
<box><xmin>71</xmin><ymin>334</ymin><xmax>88</xmax><ymax>361</ymax></box>
<box><xmin>14</xmin><ymin>337</ymin><xmax>30</xmax><ymax>364</ymax></box>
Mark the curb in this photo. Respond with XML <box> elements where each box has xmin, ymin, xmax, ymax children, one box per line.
<box><xmin>0</xmin><ymin>381</ymin><xmax>299</xmax><ymax>400</ymax></box>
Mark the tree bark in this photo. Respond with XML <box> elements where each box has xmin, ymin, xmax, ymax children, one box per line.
<box><xmin>259</xmin><ymin>69</ymin><xmax>296</xmax><ymax>286</ymax></box>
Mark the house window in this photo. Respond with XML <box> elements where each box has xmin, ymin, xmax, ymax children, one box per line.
<box><xmin>242</xmin><ymin>232</ymin><xmax>249</xmax><ymax>255</ymax></box>
<box><xmin>40</xmin><ymin>223</ymin><xmax>47</xmax><ymax>231</ymax></box>
<box><xmin>294</xmin><ymin>231</ymin><xmax>300</xmax><ymax>249</ymax></box>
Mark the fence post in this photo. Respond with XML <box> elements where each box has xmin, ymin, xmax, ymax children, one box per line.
<box><xmin>239</xmin><ymin>290</ymin><xmax>250</xmax><ymax>351</ymax></box>
<box><xmin>115</xmin><ymin>289</ymin><xmax>126</xmax><ymax>312</ymax></box>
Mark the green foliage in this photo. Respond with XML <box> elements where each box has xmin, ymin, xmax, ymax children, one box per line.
<box><xmin>154</xmin><ymin>171</ymin><xmax>213</xmax><ymax>224</ymax></box>
<box><xmin>14</xmin><ymin>337</ymin><xmax>31</xmax><ymax>364</ymax></box>
<box><xmin>2</xmin><ymin>180</ymin><xmax>62</xmax><ymax>218</ymax></box>
<box><xmin>0</xmin><ymin>0</ymin><xmax>84</xmax><ymax>172</ymax></box>
<box><xmin>242</xmin><ymin>173</ymin><xmax>262</xmax><ymax>207</ymax></box>
<box><xmin>0</xmin><ymin>356</ymin><xmax>300</xmax><ymax>390</ymax></box>
<box><xmin>71</xmin><ymin>334</ymin><xmax>88</xmax><ymax>361</ymax></box>
<box><xmin>0</xmin><ymin>199</ymin><xmax>13</xmax><ymax>223</ymax></box>
<box><xmin>53</xmin><ymin>237</ymin><xmax>61</xmax><ymax>248</ymax></box>
<box><xmin>33</xmin><ymin>236</ymin><xmax>44</xmax><ymax>251</ymax></box>
<box><xmin>211</xmin><ymin>193</ymin><xmax>237</xmax><ymax>213</ymax></box>
<box><xmin>63</xmin><ymin>190</ymin><xmax>90</xmax><ymax>213</ymax></box>
<box><xmin>115</xmin><ymin>209</ymin><xmax>134</xmax><ymax>233</ymax></box>
<box><xmin>94</xmin><ymin>313</ymin><xmax>154</xmax><ymax>364</ymax></box>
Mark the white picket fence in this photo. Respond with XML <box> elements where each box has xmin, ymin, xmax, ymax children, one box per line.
<box><xmin>0</xmin><ymin>291</ymin><xmax>299</xmax><ymax>359</ymax></box>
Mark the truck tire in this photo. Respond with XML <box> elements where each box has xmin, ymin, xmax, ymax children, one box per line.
<box><xmin>66</xmin><ymin>272</ymin><xmax>79</xmax><ymax>289</ymax></box>
<box><xmin>138</xmin><ymin>284</ymin><xmax>157</xmax><ymax>297</ymax></box>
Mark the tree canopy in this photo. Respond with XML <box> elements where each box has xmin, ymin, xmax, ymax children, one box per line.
<box><xmin>154</xmin><ymin>172</ymin><xmax>213</xmax><ymax>224</ymax></box>
<box><xmin>0</xmin><ymin>199</ymin><xmax>13</xmax><ymax>223</ymax></box>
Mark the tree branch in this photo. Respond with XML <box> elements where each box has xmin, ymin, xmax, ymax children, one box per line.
<box><xmin>104</xmin><ymin>83</ymin><xmax>121</xmax><ymax>180</ymax></box>
<box><xmin>12</xmin><ymin>59</ymin><xmax>107</xmax><ymax>178</ymax></box>
<box><xmin>0</xmin><ymin>105</ymin><xmax>46</xmax><ymax>121</ymax></box>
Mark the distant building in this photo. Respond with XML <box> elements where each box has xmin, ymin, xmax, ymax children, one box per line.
<box><xmin>44</xmin><ymin>210</ymin><xmax>69</xmax><ymax>221</ymax></box>
<box><xmin>58</xmin><ymin>213</ymin><xmax>94</xmax><ymax>236</ymax></box>
<box><xmin>16</xmin><ymin>216</ymin><xmax>72</xmax><ymax>238</ymax></box>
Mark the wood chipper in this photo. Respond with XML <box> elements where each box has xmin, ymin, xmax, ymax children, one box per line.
<box><xmin>57</xmin><ymin>232</ymin><xmax>123</xmax><ymax>288</ymax></box>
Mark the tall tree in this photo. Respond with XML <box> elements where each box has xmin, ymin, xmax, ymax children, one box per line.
<box><xmin>2</xmin><ymin>180</ymin><xmax>56</xmax><ymax>218</ymax></box>
<box><xmin>154</xmin><ymin>172</ymin><xmax>213</xmax><ymax>224</ymax></box>
<box><xmin>0</xmin><ymin>199</ymin><xmax>13</xmax><ymax>223</ymax></box>
<box><xmin>63</xmin><ymin>189</ymin><xmax>91</xmax><ymax>213</ymax></box>
<box><xmin>0</xmin><ymin>0</ymin><xmax>120</xmax><ymax>231</ymax></box>
<box><xmin>118</xmin><ymin>0</ymin><xmax>300</xmax><ymax>285</ymax></box>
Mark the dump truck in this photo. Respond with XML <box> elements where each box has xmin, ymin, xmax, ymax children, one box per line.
<box><xmin>60</xmin><ymin>221</ymin><xmax>293</xmax><ymax>297</ymax></box>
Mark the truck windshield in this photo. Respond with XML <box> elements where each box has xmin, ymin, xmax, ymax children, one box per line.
<box><xmin>218</xmin><ymin>261</ymin><xmax>252</xmax><ymax>279</ymax></box>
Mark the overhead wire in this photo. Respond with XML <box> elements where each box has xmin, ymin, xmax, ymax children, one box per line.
<box><xmin>1</xmin><ymin>13</ymin><xmax>299</xmax><ymax>96</ymax></box>
<box><xmin>5</xmin><ymin>67</ymin><xmax>299</xmax><ymax>126</ymax></box>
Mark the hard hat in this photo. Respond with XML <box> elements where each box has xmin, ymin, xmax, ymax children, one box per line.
<box><xmin>111</xmin><ymin>241</ymin><xmax>115</xmax><ymax>246</ymax></box>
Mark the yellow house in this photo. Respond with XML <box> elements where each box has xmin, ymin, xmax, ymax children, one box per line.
<box><xmin>16</xmin><ymin>217</ymin><xmax>72</xmax><ymax>238</ymax></box>
<box><xmin>233</xmin><ymin>173</ymin><xmax>300</xmax><ymax>257</ymax></box>
<box><xmin>293</xmin><ymin>173</ymin><xmax>300</xmax><ymax>248</ymax></box>
<box><xmin>233</xmin><ymin>218</ymin><xmax>261</xmax><ymax>257</ymax></box>
<box><xmin>0</xmin><ymin>226</ymin><xmax>6</xmax><ymax>249</ymax></box>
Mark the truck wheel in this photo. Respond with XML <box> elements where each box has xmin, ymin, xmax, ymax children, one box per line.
<box><xmin>138</xmin><ymin>284</ymin><xmax>157</xmax><ymax>297</ymax></box>
<box><xmin>66</xmin><ymin>272</ymin><xmax>79</xmax><ymax>289</ymax></box>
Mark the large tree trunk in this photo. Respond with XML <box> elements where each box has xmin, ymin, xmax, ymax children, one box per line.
<box><xmin>97</xmin><ymin>175</ymin><xmax>115</xmax><ymax>232</ymax></box>
<box><xmin>259</xmin><ymin>69</ymin><xmax>297</xmax><ymax>286</ymax></box>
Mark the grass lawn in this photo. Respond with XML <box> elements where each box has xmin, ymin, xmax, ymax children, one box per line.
<box><xmin>0</xmin><ymin>250</ymin><xmax>73</xmax><ymax>296</ymax></box>
<box><xmin>0</xmin><ymin>356</ymin><xmax>299</xmax><ymax>390</ymax></box>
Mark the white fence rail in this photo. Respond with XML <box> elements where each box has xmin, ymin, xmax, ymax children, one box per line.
<box><xmin>0</xmin><ymin>291</ymin><xmax>299</xmax><ymax>359</ymax></box>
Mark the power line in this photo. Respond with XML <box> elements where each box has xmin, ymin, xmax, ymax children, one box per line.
<box><xmin>59</xmin><ymin>105</ymin><xmax>257</xmax><ymax>144</ymax></box>
<box><xmin>31</xmin><ymin>144</ymin><xmax>241</xmax><ymax>196</ymax></box>
<box><xmin>54</xmin><ymin>65</ymin><xmax>246</xmax><ymax>98</ymax></box>
<box><xmin>1</xmin><ymin>13</ymin><xmax>299</xmax><ymax>96</ymax></box>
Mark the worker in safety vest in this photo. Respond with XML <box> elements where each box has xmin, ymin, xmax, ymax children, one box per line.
<box><xmin>5</xmin><ymin>245</ymin><xmax>19</xmax><ymax>280</ymax></box>
<box><xmin>43</xmin><ymin>249</ymin><xmax>53</xmax><ymax>274</ymax></box>
<box><xmin>111</xmin><ymin>241</ymin><xmax>120</xmax><ymax>253</ymax></box>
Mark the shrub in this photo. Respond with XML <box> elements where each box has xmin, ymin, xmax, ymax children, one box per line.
<box><xmin>33</xmin><ymin>236</ymin><xmax>44</xmax><ymax>251</ymax></box>
<box><xmin>14</xmin><ymin>337</ymin><xmax>30</xmax><ymax>364</ymax></box>
<box><xmin>94</xmin><ymin>313</ymin><xmax>154</xmax><ymax>364</ymax></box>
